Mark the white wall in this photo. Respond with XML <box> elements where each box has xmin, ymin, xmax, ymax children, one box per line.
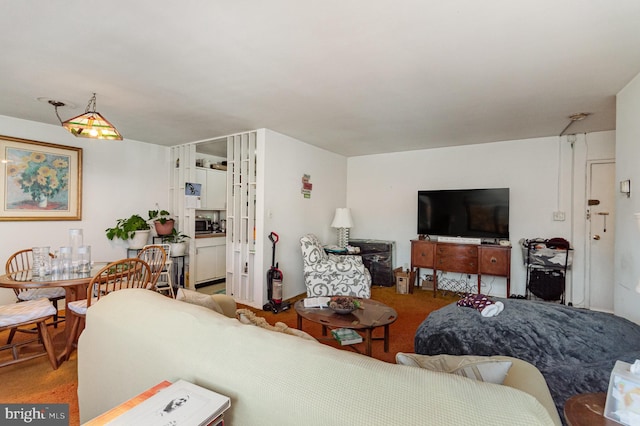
<box><xmin>0</xmin><ymin>115</ymin><xmax>169</xmax><ymax>306</ymax></box>
<box><xmin>346</xmin><ymin>133</ymin><xmax>613</xmax><ymax>299</ymax></box>
<box><xmin>260</xmin><ymin>129</ymin><xmax>347</xmax><ymax>305</ymax></box>
<box><xmin>614</xmin><ymin>71</ymin><xmax>640</xmax><ymax>323</ymax></box>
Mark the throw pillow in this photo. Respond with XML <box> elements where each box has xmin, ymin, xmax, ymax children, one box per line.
<box><xmin>176</xmin><ymin>288</ymin><xmax>224</xmax><ymax>315</ymax></box>
<box><xmin>236</xmin><ymin>308</ymin><xmax>317</xmax><ymax>341</ymax></box>
<box><xmin>395</xmin><ymin>353</ymin><xmax>512</xmax><ymax>384</ymax></box>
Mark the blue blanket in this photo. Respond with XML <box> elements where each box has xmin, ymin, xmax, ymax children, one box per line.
<box><xmin>414</xmin><ymin>298</ymin><xmax>640</xmax><ymax>423</ymax></box>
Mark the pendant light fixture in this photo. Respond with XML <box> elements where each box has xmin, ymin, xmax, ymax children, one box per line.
<box><xmin>49</xmin><ymin>93</ymin><xmax>122</xmax><ymax>140</ymax></box>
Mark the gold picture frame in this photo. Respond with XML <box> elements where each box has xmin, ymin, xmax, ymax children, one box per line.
<box><xmin>0</xmin><ymin>135</ymin><xmax>82</xmax><ymax>221</ymax></box>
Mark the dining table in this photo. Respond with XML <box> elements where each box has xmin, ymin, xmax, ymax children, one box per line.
<box><xmin>0</xmin><ymin>262</ymin><xmax>109</xmax><ymax>365</ymax></box>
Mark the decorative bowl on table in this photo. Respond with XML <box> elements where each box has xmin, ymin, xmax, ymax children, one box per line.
<box><xmin>327</xmin><ymin>296</ymin><xmax>361</xmax><ymax>314</ymax></box>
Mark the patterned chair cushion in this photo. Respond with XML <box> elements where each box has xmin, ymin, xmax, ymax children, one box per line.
<box><xmin>0</xmin><ymin>298</ymin><xmax>56</xmax><ymax>327</ymax></box>
<box><xmin>68</xmin><ymin>298</ymin><xmax>97</xmax><ymax>316</ymax></box>
<box><xmin>17</xmin><ymin>287</ymin><xmax>65</xmax><ymax>301</ymax></box>
<box><xmin>300</xmin><ymin>234</ymin><xmax>372</xmax><ymax>298</ymax></box>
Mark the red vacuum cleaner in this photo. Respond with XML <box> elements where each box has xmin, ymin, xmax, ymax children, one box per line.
<box><xmin>263</xmin><ymin>231</ymin><xmax>290</xmax><ymax>313</ymax></box>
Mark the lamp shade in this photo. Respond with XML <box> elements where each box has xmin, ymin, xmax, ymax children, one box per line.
<box><xmin>54</xmin><ymin>93</ymin><xmax>123</xmax><ymax>140</ymax></box>
<box><xmin>331</xmin><ymin>208</ymin><xmax>353</xmax><ymax>228</ymax></box>
<box><xmin>63</xmin><ymin>111</ymin><xmax>122</xmax><ymax>140</ymax></box>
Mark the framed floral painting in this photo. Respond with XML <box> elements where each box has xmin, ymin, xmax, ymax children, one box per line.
<box><xmin>0</xmin><ymin>135</ymin><xmax>82</xmax><ymax>221</ymax></box>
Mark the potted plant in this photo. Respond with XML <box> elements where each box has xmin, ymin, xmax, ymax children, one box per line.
<box><xmin>162</xmin><ymin>228</ymin><xmax>190</xmax><ymax>256</ymax></box>
<box><xmin>148</xmin><ymin>209</ymin><xmax>175</xmax><ymax>236</ymax></box>
<box><xmin>105</xmin><ymin>214</ymin><xmax>151</xmax><ymax>249</ymax></box>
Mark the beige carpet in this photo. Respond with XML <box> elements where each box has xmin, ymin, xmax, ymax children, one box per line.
<box><xmin>0</xmin><ymin>325</ymin><xmax>80</xmax><ymax>425</ymax></box>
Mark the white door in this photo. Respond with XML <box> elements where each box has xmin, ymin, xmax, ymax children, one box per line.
<box><xmin>586</xmin><ymin>161</ymin><xmax>615</xmax><ymax>312</ymax></box>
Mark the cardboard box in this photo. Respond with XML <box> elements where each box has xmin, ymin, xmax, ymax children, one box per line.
<box><xmin>419</xmin><ymin>277</ymin><xmax>434</xmax><ymax>291</ymax></box>
<box><xmin>604</xmin><ymin>360</ymin><xmax>640</xmax><ymax>425</ymax></box>
<box><xmin>394</xmin><ymin>267</ymin><xmax>415</xmax><ymax>294</ymax></box>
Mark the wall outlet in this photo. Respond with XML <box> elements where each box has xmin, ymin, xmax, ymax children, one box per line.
<box><xmin>553</xmin><ymin>211</ymin><xmax>566</xmax><ymax>221</ymax></box>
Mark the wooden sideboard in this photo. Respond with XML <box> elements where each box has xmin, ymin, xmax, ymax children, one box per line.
<box><xmin>410</xmin><ymin>240</ymin><xmax>511</xmax><ymax>297</ymax></box>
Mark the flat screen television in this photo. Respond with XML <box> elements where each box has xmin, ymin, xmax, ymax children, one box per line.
<box><xmin>417</xmin><ymin>188</ymin><xmax>509</xmax><ymax>239</ymax></box>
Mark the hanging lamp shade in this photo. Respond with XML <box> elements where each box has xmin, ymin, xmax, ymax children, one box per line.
<box><xmin>60</xmin><ymin>93</ymin><xmax>122</xmax><ymax>140</ymax></box>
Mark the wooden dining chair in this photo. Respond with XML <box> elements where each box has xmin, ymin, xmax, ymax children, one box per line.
<box><xmin>63</xmin><ymin>258</ymin><xmax>152</xmax><ymax>361</ymax></box>
<box><xmin>137</xmin><ymin>244</ymin><xmax>167</xmax><ymax>291</ymax></box>
<box><xmin>0</xmin><ymin>297</ymin><xmax>58</xmax><ymax>370</ymax></box>
<box><xmin>138</xmin><ymin>244</ymin><xmax>175</xmax><ymax>298</ymax></box>
<box><xmin>5</xmin><ymin>248</ymin><xmax>64</xmax><ymax>344</ymax></box>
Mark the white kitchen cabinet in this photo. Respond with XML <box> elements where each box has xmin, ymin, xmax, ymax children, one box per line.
<box><xmin>194</xmin><ymin>167</ymin><xmax>226</xmax><ymax>210</ymax></box>
<box><xmin>195</xmin><ymin>237</ymin><xmax>226</xmax><ymax>284</ymax></box>
<box><xmin>207</xmin><ymin>169</ymin><xmax>226</xmax><ymax>210</ymax></box>
<box><xmin>214</xmin><ymin>243</ymin><xmax>226</xmax><ymax>278</ymax></box>
<box><xmin>195</xmin><ymin>168</ymin><xmax>208</xmax><ymax>208</ymax></box>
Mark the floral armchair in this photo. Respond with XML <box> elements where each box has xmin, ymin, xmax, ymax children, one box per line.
<box><xmin>299</xmin><ymin>234</ymin><xmax>371</xmax><ymax>298</ymax></box>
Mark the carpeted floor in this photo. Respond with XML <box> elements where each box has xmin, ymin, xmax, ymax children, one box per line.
<box><xmin>254</xmin><ymin>286</ymin><xmax>457</xmax><ymax>363</ymax></box>
<box><xmin>0</xmin><ymin>323</ymin><xmax>80</xmax><ymax>424</ymax></box>
<box><xmin>0</xmin><ymin>286</ymin><xmax>456</xmax><ymax>425</ymax></box>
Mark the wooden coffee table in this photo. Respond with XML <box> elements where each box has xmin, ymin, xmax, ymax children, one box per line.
<box><xmin>294</xmin><ymin>298</ymin><xmax>397</xmax><ymax>356</ymax></box>
<box><xmin>564</xmin><ymin>392</ymin><xmax>618</xmax><ymax>426</ymax></box>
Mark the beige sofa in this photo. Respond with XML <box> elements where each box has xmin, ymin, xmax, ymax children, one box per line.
<box><xmin>77</xmin><ymin>289</ymin><xmax>561</xmax><ymax>425</ymax></box>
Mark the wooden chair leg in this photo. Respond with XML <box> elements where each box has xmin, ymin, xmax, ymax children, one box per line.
<box><xmin>52</xmin><ymin>299</ymin><xmax>65</xmax><ymax>327</ymax></box>
<box><xmin>64</xmin><ymin>314</ymin><xmax>81</xmax><ymax>362</ymax></box>
<box><xmin>6</xmin><ymin>327</ymin><xmax>17</xmax><ymax>345</ymax></box>
<box><xmin>37</xmin><ymin>321</ymin><xmax>58</xmax><ymax>370</ymax></box>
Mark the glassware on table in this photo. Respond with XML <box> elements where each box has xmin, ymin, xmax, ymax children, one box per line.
<box><xmin>69</xmin><ymin>229</ymin><xmax>84</xmax><ymax>272</ymax></box>
<box><xmin>78</xmin><ymin>245</ymin><xmax>91</xmax><ymax>273</ymax></box>
<box><xmin>58</xmin><ymin>246</ymin><xmax>72</xmax><ymax>275</ymax></box>
<box><xmin>50</xmin><ymin>255</ymin><xmax>61</xmax><ymax>279</ymax></box>
<box><xmin>32</xmin><ymin>246</ymin><xmax>51</xmax><ymax>278</ymax></box>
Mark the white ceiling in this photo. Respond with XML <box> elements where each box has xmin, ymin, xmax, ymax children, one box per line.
<box><xmin>1</xmin><ymin>1</ymin><xmax>639</xmax><ymax>157</ymax></box>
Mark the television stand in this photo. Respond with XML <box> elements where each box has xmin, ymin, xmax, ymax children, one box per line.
<box><xmin>410</xmin><ymin>239</ymin><xmax>511</xmax><ymax>297</ymax></box>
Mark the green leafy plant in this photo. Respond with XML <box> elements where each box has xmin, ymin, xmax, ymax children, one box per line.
<box><xmin>161</xmin><ymin>228</ymin><xmax>190</xmax><ymax>244</ymax></box>
<box><xmin>148</xmin><ymin>209</ymin><xmax>173</xmax><ymax>224</ymax></box>
<box><xmin>105</xmin><ymin>214</ymin><xmax>151</xmax><ymax>241</ymax></box>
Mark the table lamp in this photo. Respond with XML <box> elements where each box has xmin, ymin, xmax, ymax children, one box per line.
<box><xmin>331</xmin><ymin>208</ymin><xmax>353</xmax><ymax>248</ymax></box>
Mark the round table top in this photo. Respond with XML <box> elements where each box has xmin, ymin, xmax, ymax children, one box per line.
<box><xmin>564</xmin><ymin>392</ymin><xmax>618</xmax><ymax>426</ymax></box>
<box><xmin>0</xmin><ymin>262</ymin><xmax>110</xmax><ymax>289</ymax></box>
<box><xmin>294</xmin><ymin>298</ymin><xmax>397</xmax><ymax>330</ymax></box>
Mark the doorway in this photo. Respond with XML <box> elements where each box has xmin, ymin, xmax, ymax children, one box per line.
<box><xmin>195</xmin><ymin>138</ymin><xmax>228</xmax><ymax>294</ymax></box>
<box><xmin>585</xmin><ymin>160</ymin><xmax>615</xmax><ymax>312</ymax></box>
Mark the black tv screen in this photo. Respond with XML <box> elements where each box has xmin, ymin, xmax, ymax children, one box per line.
<box><xmin>417</xmin><ymin>188</ymin><xmax>509</xmax><ymax>239</ymax></box>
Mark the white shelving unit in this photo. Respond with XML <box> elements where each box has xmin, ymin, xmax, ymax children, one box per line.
<box><xmin>170</xmin><ymin>144</ymin><xmax>197</xmax><ymax>288</ymax></box>
<box><xmin>226</xmin><ymin>131</ymin><xmax>258</xmax><ymax>303</ymax></box>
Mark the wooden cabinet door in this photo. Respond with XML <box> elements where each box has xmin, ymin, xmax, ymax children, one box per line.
<box><xmin>478</xmin><ymin>246</ymin><xmax>510</xmax><ymax>276</ymax></box>
<box><xmin>411</xmin><ymin>240</ymin><xmax>434</xmax><ymax>268</ymax></box>
<box><xmin>436</xmin><ymin>244</ymin><xmax>478</xmax><ymax>274</ymax></box>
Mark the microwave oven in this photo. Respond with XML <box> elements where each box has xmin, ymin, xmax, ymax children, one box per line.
<box><xmin>195</xmin><ymin>218</ymin><xmax>212</xmax><ymax>234</ymax></box>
